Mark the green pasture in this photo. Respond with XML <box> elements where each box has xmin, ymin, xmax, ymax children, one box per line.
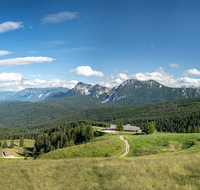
<box><xmin>0</xmin><ymin>139</ymin><xmax>35</xmax><ymax>158</ymax></box>
<box><xmin>0</xmin><ymin>153</ymin><xmax>200</xmax><ymax>189</ymax></box>
<box><xmin>38</xmin><ymin>136</ymin><xmax>125</xmax><ymax>159</ymax></box>
<box><xmin>125</xmin><ymin>132</ymin><xmax>200</xmax><ymax>157</ymax></box>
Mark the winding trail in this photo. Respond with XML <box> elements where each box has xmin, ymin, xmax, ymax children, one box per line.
<box><xmin>119</xmin><ymin>136</ymin><xmax>130</xmax><ymax>157</ymax></box>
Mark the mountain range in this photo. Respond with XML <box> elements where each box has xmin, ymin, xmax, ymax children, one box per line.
<box><xmin>0</xmin><ymin>79</ymin><xmax>200</xmax><ymax>107</ymax></box>
<box><xmin>0</xmin><ymin>79</ymin><xmax>200</xmax><ymax>129</ymax></box>
<box><xmin>43</xmin><ymin>79</ymin><xmax>200</xmax><ymax>107</ymax></box>
<box><xmin>0</xmin><ymin>87</ymin><xmax>69</xmax><ymax>102</ymax></box>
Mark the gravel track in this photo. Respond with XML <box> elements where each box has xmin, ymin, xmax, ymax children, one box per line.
<box><xmin>119</xmin><ymin>136</ymin><xmax>130</xmax><ymax>157</ymax></box>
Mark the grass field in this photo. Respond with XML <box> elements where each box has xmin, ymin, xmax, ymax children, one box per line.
<box><xmin>0</xmin><ymin>153</ymin><xmax>200</xmax><ymax>189</ymax></box>
<box><xmin>1</xmin><ymin>133</ymin><xmax>200</xmax><ymax>189</ymax></box>
<box><xmin>125</xmin><ymin>133</ymin><xmax>200</xmax><ymax>157</ymax></box>
<box><xmin>0</xmin><ymin>139</ymin><xmax>35</xmax><ymax>158</ymax></box>
<box><xmin>38</xmin><ymin>136</ymin><xmax>125</xmax><ymax>159</ymax></box>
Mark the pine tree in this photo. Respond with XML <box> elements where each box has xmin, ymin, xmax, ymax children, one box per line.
<box><xmin>2</xmin><ymin>140</ymin><xmax>7</xmax><ymax>148</ymax></box>
<box><xmin>187</xmin><ymin>126</ymin><xmax>191</xmax><ymax>133</ymax></box>
<box><xmin>85</xmin><ymin>125</ymin><xmax>94</xmax><ymax>142</ymax></box>
<box><xmin>57</xmin><ymin>141</ymin><xmax>60</xmax><ymax>149</ymax></box>
<box><xmin>19</xmin><ymin>136</ymin><xmax>24</xmax><ymax>147</ymax></box>
<box><xmin>9</xmin><ymin>138</ymin><xmax>14</xmax><ymax>148</ymax></box>
<box><xmin>120</xmin><ymin>122</ymin><xmax>124</xmax><ymax>131</ymax></box>
<box><xmin>116</xmin><ymin>122</ymin><xmax>120</xmax><ymax>131</ymax></box>
<box><xmin>24</xmin><ymin>145</ymin><xmax>28</xmax><ymax>160</ymax></box>
<box><xmin>33</xmin><ymin>146</ymin><xmax>36</xmax><ymax>157</ymax></box>
<box><xmin>145</xmin><ymin>122</ymin><xmax>156</xmax><ymax>134</ymax></box>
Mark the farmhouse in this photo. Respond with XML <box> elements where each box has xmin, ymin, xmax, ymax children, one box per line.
<box><xmin>106</xmin><ymin>124</ymin><xmax>141</xmax><ymax>132</ymax></box>
<box><xmin>1</xmin><ymin>150</ymin><xmax>12</xmax><ymax>157</ymax></box>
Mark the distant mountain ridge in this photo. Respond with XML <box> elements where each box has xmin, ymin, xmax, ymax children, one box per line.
<box><xmin>44</xmin><ymin>79</ymin><xmax>200</xmax><ymax>106</ymax></box>
<box><xmin>0</xmin><ymin>87</ymin><xmax>69</xmax><ymax>102</ymax></box>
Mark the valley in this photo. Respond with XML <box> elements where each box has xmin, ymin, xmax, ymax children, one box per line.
<box><xmin>1</xmin><ymin>79</ymin><xmax>200</xmax><ymax>189</ymax></box>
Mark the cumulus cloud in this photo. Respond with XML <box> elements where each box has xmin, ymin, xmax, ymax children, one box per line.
<box><xmin>127</xmin><ymin>67</ymin><xmax>200</xmax><ymax>88</ymax></box>
<box><xmin>0</xmin><ymin>72</ymin><xmax>23</xmax><ymax>81</ymax></box>
<box><xmin>30</xmin><ymin>74</ymin><xmax>42</xmax><ymax>77</ymax></box>
<box><xmin>98</xmin><ymin>78</ymin><xmax>123</xmax><ymax>88</ymax></box>
<box><xmin>0</xmin><ymin>50</ymin><xmax>11</xmax><ymax>56</ymax></box>
<box><xmin>169</xmin><ymin>63</ymin><xmax>179</xmax><ymax>68</ymax></box>
<box><xmin>69</xmin><ymin>66</ymin><xmax>104</xmax><ymax>77</ymax></box>
<box><xmin>21</xmin><ymin>79</ymin><xmax>78</xmax><ymax>90</ymax></box>
<box><xmin>0</xmin><ymin>56</ymin><xmax>55</xmax><ymax>67</ymax></box>
<box><xmin>0</xmin><ymin>72</ymin><xmax>78</xmax><ymax>91</ymax></box>
<box><xmin>41</xmin><ymin>11</ymin><xmax>79</xmax><ymax>24</ymax></box>
<box><xmin>117</xmin><ymin>73</ymin><xmax>129</xmax><ymax>80</ymax></box>
<box><xmin>0</xmin><ymin>21</ymin><xmax>23</xmax><ymax>33</ymax></box>
<box><xmin>183</xmin><ymin>69</ymin><xmax>200</xmax><ymax>76</ymax></box>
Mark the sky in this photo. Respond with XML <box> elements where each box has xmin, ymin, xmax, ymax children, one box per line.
<box><xmin>0</xmin><ymin>0</ymin><xmax>200</xmax><ymax>91</ymax></box>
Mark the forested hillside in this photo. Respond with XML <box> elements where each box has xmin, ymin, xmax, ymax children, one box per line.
<box><xmin>0</xmin><ymin>101</ymin><xmax>75</xmax><ymax>129</ymax></box>
<box><xmin>49</xmin><ymin>97</ymin><xmax>200</xmax><ymax>133</ymax></box>
<box><xmin>33</xmin><ymin>121</ymin><xmax>105</xmax><ymax>157</ymax></box>
<box><xmin>1</xmin><ymin>96</ymin><xmax>200</xmax><ymax>134</ymax></box>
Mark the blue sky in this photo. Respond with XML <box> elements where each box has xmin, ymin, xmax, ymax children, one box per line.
<box><xmin>0</xmin><ymin>0</ymin><xmax>200</xmax><ymax>91</ymax></box>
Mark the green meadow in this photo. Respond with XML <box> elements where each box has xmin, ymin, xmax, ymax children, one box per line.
<box><xmin>0</xmin><ymin>139</ymin><xmax>35</xmax><ymax>158</ymax></box>
<box><xmin>1</xmin><ymin>133</ymin><xmax>200</xmax><ymax>189</ymax></box>
<box><xmin>126</xmin><ymin>132</ymin><xmax>200</xmax><ymax>157</ymax></box>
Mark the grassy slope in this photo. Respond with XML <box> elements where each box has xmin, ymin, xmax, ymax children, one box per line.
<box><xmin>126</xmin><ymin>133</ymin><xmax>200</xmax><ymax>157</ymax></box>
<box><xmin>38</xmin><ymin>136</ymin><xmax>125</xmax><ymax>159</ymax></box>
<box><xmin>0</xmin><ymin>154</ymin><xmax>200</xmax><ymax>189</ymax></box>
<box><xmin>0</xmin><ymin>139</ymin><xmax>35</xmax><ymax>158</ymax></box>
<box><xmin>0</xmin><ymin>134</ymin><xmax>200</xmax><ymax>189</ymax></box>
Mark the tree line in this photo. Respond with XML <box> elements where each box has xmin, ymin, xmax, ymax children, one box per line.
<box><xmin>33</xmin><ymin>121</ymin><xmax>101</xmax><ymax>157</ymax></box>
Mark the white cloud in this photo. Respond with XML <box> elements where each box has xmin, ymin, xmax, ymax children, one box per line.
<box><xmin>183</xmin><ymin>69</ymin><xmax>200</xmax><ymax>76</ymax></box>
<box><xmin>129</xmin><ymin>67</ymin><xmax>172</xmax><ymax>84</ymax></box>
<box><xmin>0</xmin><ymin>50</ymin><xmax>11</xmax><ymax>56</ymax></box>
<box><xmin>21</xmin><ymin>79</ymin><xmax>78</xmax><ymax>89</ymax></box>
<box><xmin>0</xmin><ymin>56</ymin><xmax>55</xmax><ymax>67</ymax></box>
<box><xmin>30</xmin><ymin>74</ymin><xmax>42</xmax><ymax>77</ymax></box>
<box><xmin>169</xmin><ymin>63</ymin><xmax>179</xmax><ymax>68</ymax></box>
<box><xmin>118</xmin><ymin>73</ymin><xmax>129</xmax><ymax>80</ymax></box>
<box><xmin>0</xmin><ymin>72</ymin><xmax>23</xmax><ymax>81</ymax></box>
<box><xmin>127</xmin><ymin>67</ymin><xmax>200</xmax><ymax>88</ymax></box>
<box><xmin>110</xmin><ymin>75</ymin><xmax>114</xmax><ymax>79</ymax></box>
<box><xmin>41</xmin><ymin>11</ymin><xmax>79</xmax><ymax>24</ymax></box>
<box><xmin>98</xmin><ymin>78</ymin><xmax>123</xmax><ymax>88</ymax></box>
<box><xmin>0</xmin><ymin>21</ymin><xmax>23</xmax><ymax>33</ymax></box>
<box><xmin>69</xmin><ymin>66</ymin><xmax>104</xmax><ymax>77</ymax></box>
<box><xmin>0</xmin><ymin>72</ymin><xmax>78</xmax><ymax>91</ymax></box>
<box><xmin>28</xmin><ymin>51</ymin><xmax>39</xmax><ymax>53</ymax></box>
<box><xmin>114</xmin><ymin>69</ymin><xmax>118</xmax><ymax>72</ymax></box>
<box><xmin>121</xmin><ymin>70</ymin><xmax>128</xmax><ymax>73</ymax></box>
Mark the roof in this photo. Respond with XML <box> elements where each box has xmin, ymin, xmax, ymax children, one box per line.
<box><xmin>106</xmin><ymin>124</ymin><xmax>141</xmax><ymax>131</ymax></box>
<box><xmin>124</xmin><ymin>124</ymin><xmax>140</xmax><ymax>131</ymax></box>
<box><xmin>110</xmin><ymin>124</ymin><xmax>117</xmax><ymax>129</ymax></box>
<box><xmin>3</xmin><ymin>150</ymin><xmax>12</xmax><ymax>156</ymax></box>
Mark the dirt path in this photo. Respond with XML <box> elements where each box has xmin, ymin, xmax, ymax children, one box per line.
<box><xmin>119</xmin><ymin>136</ymin><xmax>130</xmax><ymax>157</ymax></box>
<box><xmin>0</xmin><ymin>155</ymin><xmax>23</xmax><ymax>159</ymax></box>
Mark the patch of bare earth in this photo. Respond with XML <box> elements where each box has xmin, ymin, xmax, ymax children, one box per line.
<box><xmin>163</xmin><ymin>141</ymin><xmax>182</xmax><ymax>152</ymax></box>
